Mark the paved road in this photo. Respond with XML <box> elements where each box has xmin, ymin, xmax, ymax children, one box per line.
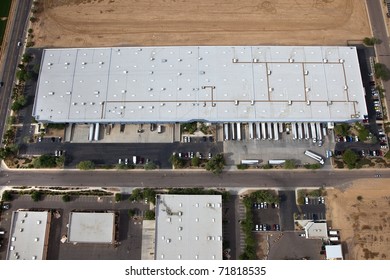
<box><xmin>366</xmin><ymin>0</ymin><xmax>390</xmax><ymax>114</ymax></box>
<box><xmin>0</xmin><ymin>0</ymin><xmax>33</xmax><ymax>141</ymax></box>
<box><xmin>0</xmin><ymin>169</ymin><xmax>387</xmax><ymax>188</ymax></box>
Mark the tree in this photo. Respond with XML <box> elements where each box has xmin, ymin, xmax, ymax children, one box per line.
<box><xmin>55</xmin><ymin>156</ymin><xmax>65</xmax><ymax>168</ymax></box>
<box><xmin>115</xmin><ymin>193</ymin><xmax>122</xmax><ymax>202</ymax></box>
<box><xmin>334</xmin><ymin>123</ymin><xmax>350</xmax><ymax>136</ymax></box>
<box><xmin>2</xmin><ymin>190</ymin><xmax>12</xmax><ymax>201</ymax></box>
<box><xmin>144</xmin><ymin>162</ymin><xmax>157</xmax><ymax>170</ymax></box>
<box><xmin>21</xmin><ymin>54</ymin><xmax>33</xmax><ymax>63</ymax></box>
<box><xmin>33</xmin><ymin>154</ymin><xmax>57</xmax><ymax>168</ymax></box>
<box><xmin>169</xmin><ymin>153</ymin><xmax>185</xmax><ymax>169</ymax></box>
<box><xmin>76</xmin><ymin>160</ymin><xmax>95</xmax><ymax>170</ymax></box>
<box><xmin>31</xmin><ymin>190</ymin><xmax>42</xmax><ymax>202</ymax></box>
<box><xmin>11</xmin><ymin>95</ymin><xmax>28</xmax><ymax>111</ymax></box>
<box><xmin>284</xmin><ymin>159</ymin><xmax>296</xmax><ymax>169</ymax></box>
<box><xmin>144</xmin><ymin>210</ymin><xmax>155</xmax><ymax>220</ymax></box>
<box><xmin>237</xmin><ymin>164</ymin><xmax>249</xmax><ymax>170</ymax></box>
<box><xmin>143</xmin><ymin>188</ymin><xmax>156</xmax><ymax>204</ymax></box>
<box><xmin>62</xmin><ymin>194</ymin><xmax>71</xmax><ymax>202</ymax></box>
<box><xmin>354</xmin><ymin>122</ymin><xmax>369</xmax><ymax>141</ymax></box>
<box><xmin>343</xmin><ymin>149</ymin><xmax>358</xmax><ymax>169</ymax></box>
<box><xmin>128</xmin><ymin>209</ymin><xmax>136</xmax><ymax>218</ymax></box>
<box><xmin>205</xmin><ymin>154</ymin><xmax>225</xmax><ymax>174</ymax></box>
<box><xmin>191</xmin><ymin>157</ymin><xmax>200</xmax><ymax>167</ymax></box>
<box><xmin>374</xmin><ymin>63</ymin><xmax>390</xmax><ymax>81</ymax></box>
<box><xmin>130</xmin><ymin>188</ymin><xmax>143</xmax><ymax>201</ymax></box>
<box><xmin>363</xmin><ymin>37</ymin><xmax>381</xmax><ymax>46</ymax></box>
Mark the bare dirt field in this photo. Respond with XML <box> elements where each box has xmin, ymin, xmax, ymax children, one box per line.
<box><xmin>327</xmin><ymin>179</ymin><xmax>390</xmax><ymax>260</ymax></box>
<box><xmin>32</xmin><ymin>0</ymin><xmax>370</xmax><ymax>47</ymax></box>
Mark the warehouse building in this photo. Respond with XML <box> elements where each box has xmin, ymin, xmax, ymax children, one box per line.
<box><xmin>67</xmin><ymin>212</ymin><xmax>115</xmax><ymax>244</ymax></box>
<box><xmin>33</xmin><ymin>46</ymin><xmax>367</xmax><ymax>125</ymax></box>
<box><xmin>6</xmin><ymin>210</ymin><xmax>51</xmax><ymax>260</ymax></box>
<box><xmin>154</xmin><ymin>194</ymin><xmax>222</xmax><ymax>260</ymax></box>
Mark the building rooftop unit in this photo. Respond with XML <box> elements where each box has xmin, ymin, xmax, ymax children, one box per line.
<box><xmin>33</xmin><ymin>46</ymin><xmax>367</xmax><ymax>124</ymax></box>
<box><xmin>304</xmin><ymin>222</ymin><xmax>329</xmax><ymax>239</ymax></box>
<box><xmin>67</xmin><ymin>212</ymin><xmax>115</xmax><ymax>244</ymax></box>
<box><xmin>6</xmin><ymin>210</ymin><xmax>51</xmax><ymax>260</ymax></box>
<box><xmin>155</xmin><ymin>194</ymin><xmax>222</xmax><ymax>260</ymax></box>
<box><xmin>325</xmin><ymin>244</ymin><xmax>343</xmax><ymax>260</ymax></box>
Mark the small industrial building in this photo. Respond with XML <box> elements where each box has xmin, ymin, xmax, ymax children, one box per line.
<box><xmin>33</xmin><ymin>46</ymin><xmax>366</xmax><ymax>125</ymax></box>
<box><xmin>304</xmin><ymin>222</ymin><xmax>328</xmax><ymax>239</ymax></box>
<box><xmin>67</xmin><ymin>212</ymin><xmax>115</xmax><ymax>244</ymax></box>
<box><xmin>6</xmin><ymin>210</ymin><xmax>51</xmax><ymax>260</ymax></box>
<box><xmin>154</xmin><ymin>194</ymin><xmax>222</xmax><ymax>260</ymax></box>
<box><xmin>325</xmin><ymin>244</ymin><xmax>343</xmax><ymax>260</ymax></box>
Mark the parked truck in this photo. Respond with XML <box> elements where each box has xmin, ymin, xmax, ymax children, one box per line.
<box><xmin>304</xmin><ymin>150</ymin><xmax>325</xmax><ymax>165</ymax></box>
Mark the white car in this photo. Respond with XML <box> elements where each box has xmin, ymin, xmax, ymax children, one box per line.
<box><xmin>118</xmin><ymin>159</ymin><xmax>122</xmax><ymax>164</ymax></box>
<box><xmin>124</xmin><ymin>158</ymin><xmax>128</xmax><ymax>165</ymax></box>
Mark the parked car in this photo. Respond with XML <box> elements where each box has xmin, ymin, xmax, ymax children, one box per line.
<box><xmin>2</xmin><ymin>203</ymin><xmax>10</xmax><ymax>210</ymax></box>
<box><xmin>208</xmin><ymin>152</ymin><xmax>212</xmax><ymax>159</ymax></box>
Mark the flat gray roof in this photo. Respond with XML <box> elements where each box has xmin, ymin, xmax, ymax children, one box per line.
<box><xmin>6</xmin><ymin>211</ymin><xmax>50</xmax><ymax>260</ymax></box>
<box><xmin>68</xmin><ymin>212</ymin><xmax>115</xmax><ymax>243</ymax></box>
<box><xmin>305</xmin><ymin>222</ymin><xmax>329</xmax><ymax>239</ymax></box>
<box><xmin>325</xmin><ymin>244</ymin><xmax>343</xmax><ymax>260</ymax></box>
<box><xmin>155</xmin><ymin>194</ymin><xmax>222</xmax><ymax>260</ymax></box>
<box><xmin>33</xmin><ymin>46</ymin><xmax>367</xmax><ymax>123</ymax></box>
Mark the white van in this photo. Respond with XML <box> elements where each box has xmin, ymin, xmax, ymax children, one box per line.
<box><xmin>0</xmin><ymin>231</ymin><xmax>5</xmax><ymax>235</ymax></box>
<box><xmin>157</xmin><ymin>125</ymin><xmax>162</xmax><ymax>133</ymax></box>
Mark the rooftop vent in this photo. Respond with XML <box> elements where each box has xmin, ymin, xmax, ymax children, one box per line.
<box><xmin>161</xmin><ymin>59</ymin><xmax>167</xmax><ymax>63</ymax></box>
<box><xmin>307</xmin><ymin>100</ymin><xmax>311</xmax><ymax>105</ymax></box>
<box><xmin>253</xmin><ymin>58</ymin><xmax>259</xmax><ymax>63</ymax></box>
<box><xmin>267</xmin><ymin>70</ymin><xmax>272</xmax><ymax>75</ymax></box>
<box><xmin>304</xmin><ymin>70</ymin><xmax>309</xmax><ymax>75</ymax></box>
<box><xmin>234</xmin><ymin>100</ymin><xmax>239</xmax><ymax>106</ymax></box>
<box><xmin>81</xmin><ymin>62</ymin><xmax>87</xmax><ymax>65</ymax></box>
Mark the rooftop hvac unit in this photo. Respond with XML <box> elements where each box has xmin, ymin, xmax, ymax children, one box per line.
<box><xmin>251</xmin><ymin>100</ymin><xmax>255</xmax><ymax>105</ymax></box>
<box><xmin>304</xmin><ymin>70</ymin><xmax>309</xmax><ymax>75</ymax></box>
<box><xmin>234</xmin><ymin>100</ymin><xmax>239</xmax><ymax>106</ymax></box>
<box><xmin>344</xmin><ymin>85</ymin><xmax>348</xmax><ymax>90</ymax></box>
<box><xmin>66</xmin><ymin>91</ymin><xmax>71</xmax><ymax>95</ymax></box>
<box><xmin>166</xmin><ymin>239</ymin><xmax>171</xmax><ymax>243</ymax></box>
<box><xmin>177</xmin><ymin>72</ymin><xmax>182</xmax><ymax>76</ymax></box>
<box><xmin>232</xmin><ymin>58</ymin><xmax>238</xmax><ymax>63</ymax></box>
<box><xmin>288</xmin><ymin>100</ymin><xmax>292</xmax><ymax>105</ymax></box>
<box><xmin>150</xmin><ymin>57</ymin><xmax>155</xmax><ymax>61</ymax></box>
<box><xmin>323</xmin><ymin>58</ymin><xmax>328</xmax><ymax>63</ymax></box>
<box><xmin>90</xmin><ymin>102</ymin><xmax>94</xmax><ymax>105</ymax></box>
<box><xmin>203</xmin><ymin>102</ymin><xmax>206</xmax><ymax>107</ymax></box>
<box><xmin>289</xmin><ymin>58</ymin><xmax>294</xmax><ymax>63</ymax></box>
<box><xmin>307</xmin><ymin>100</ymin><xmax>311</xmax><ymax>105</ymax></box>
<box><xmin>161</xmin><ymin>87</ymin><xmax>166</xmax><ymax>91</ymax></box>
<box><xmin>81</xmin><ymin>62</ymin><xmax>87</xmax><ymax>65</ymax></box>
<box><xmin>32</xmin><ymin>256</ymin><xmax>37</xmax><ymax>260</ymax></box>
<box><xmin>72</xmin><ymin>102</ymin><xmax>77</xmax><ymax>105</ymax></box>
<box><xmin>21</xmin><ymin>220</ymin><xmax>24</xmax><ymax>223</ymax></box>
<box><xmin>64</xmin><ymin>62</ymin><xmax>69</xmax><ymax>65</ymax></box>
<box><xmin>161</xmin><ymin>59</ymin><xmax>167</xmax><ymax>62</ymax></box>
<box><xmin>47</xmin><ymin>62</ymin><xmax>52</xmax><ymax>66</ymax></box>
<box><xmin>200</xmin><ymin>71</ymin><xmax>205</xmax><ymax>75</ymax></box>
<box><xmin>148</xmin><ymin>88</ymin><xmax>153</xmax><ymax>91</ymax></box>
<box><xmin>212</xmin><ymin>103</ymin><xmax>216</xmax><ymax>107</ymax></box>
<box><xmin>178</xmin><ymin>211</ymin><xmax>183</xmax><ymax>216</ymax></box>
<box><xmin>81</xmin><ymin>102</ymin><xmax>86</xmax><ymax>105</ymax></box>
<box><xmin>267</xmin><ymin>70</ymin><xmax>272</xmax><ymax>75</ymax></box>
<box><xmin>339</xmin><ymin>59</ymin><xmax>344</xmax><ymax>63</ymax></box>
<box><xmin>48</xmin><ymin>92</ymin><xmax>54</xmax><ymax>95</ymax></box>
<box><xmin>268</xmin><ymin>87</ymin><xmax>273</xmax><ymax>92</ymax></box>
<box><xmin>177</xmin><ymin>103</ymin><xmax>181</xmax><ymax>106</ymax></box>
<box><xmin>305</xmin><ymin>87</ymin><xmax>310</xmax><ymax>92</ymax></box>
<box><xmin>327</xmin><ymin>101</ymin><xmax>333</xmax><ymax>105</ymax></box>
<box><xmin>94</xmin><ymin>90</ymin><xmax>100</xmax><ymax>94</ymax></box>
<box><xmin>178</xmin><ymin>227</ymin><xmax>183</xmax><ymax>231</ymax></box>
<box><xmin>198</xmin><ymin>57</ymin><xmax>203</xmax><ymax>60</ymax></box>
<box><xmin>35</xmin><ymin>238</ymin><xmax>39</xmax><ymax>242</ymax></box>
<box><xmin>253</xmin><ymin>58</ymin><xmax>259</xmax><ymax>63</ymax></box>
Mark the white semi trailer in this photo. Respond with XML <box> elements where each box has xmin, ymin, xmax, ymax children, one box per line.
<box><xmin>224</xmin><ymin>123</ymin><xmax>229</xmax><ymax>141</ymax></box>
<box><xmin>267</xmin><ymin>122</ymin><xmax>272</xmax><ymax>139</ymax></box>
<box><xmin>236</xmin><ymin>123</ymin><xmax>242</xmax><ymax>140</ymax></box>
<box><xmin>292</xmin><ymin>123</ymin><xmax>298</xmax><ymax>140</ymax></box>
<box><xmin>304</xmin><ymin>122</ymin><xmax>310</xmax><ymax>140</ymax></box>
<box><xmin>273</xmin><ymin>123</ymin><xmax>279</xmax><ymax>140</ymax></box>
<box><xmin>249</xmin><ymin>122</ymin><xmax>254</xmax><ymax>139</ymax></box>
<box><xmin>310</xmin><ymin>122</ymin><xmax>317</xmax><ymax>143</ymax></box>
<box><xmin>297</xmin><ymin>122</ymin><xmax>303</xmax><ymax>140</ymax></box>
<box><xmin>304</xmin><ymin>150</ymin><xmax>325</xmax><ymax>165</ymax></box>
<box><xmin>256</xmin><ymin>122</ymin><xmax>261</xmax><ymax>139</ymax></box>
<box><xmin>261</xmin><ymin>123</ymin><xmax>266</xmax><ymax>140</ymax></box>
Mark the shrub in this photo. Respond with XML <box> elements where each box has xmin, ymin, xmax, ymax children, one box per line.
<box><xmin>76</xmin><ymin>160</ymin><xmax>95</xmax><ymax>170</ymax></box>
<box><xmin>237</xmin><ymin>164</ymin><xmax>249</xmax><ymax>170</ymax></box>
<box><xmin>115</xmin><ymin>193</ymin><xmax>122</xmax><ymax>202</ymax></box>
<box><xmin>144</xmin><ymin>210</ymin><xmax>155</xmax><ymax>220</ymax></box>
<box><xmin>62</xmin><ymin>194</ymin><xmax>71</xmax><ymax>202</ymax></box>
<box><xmin>2</xmin><ymin>191</ymin><xmax>12</xmax><ymax>201</ymax></box>
<box><xmin>31</xmin><ymin>190</ymin><xmax>42</xmax><ymax>202</ymax></box>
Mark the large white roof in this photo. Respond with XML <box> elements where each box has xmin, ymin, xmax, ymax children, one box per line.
<box><xmin>33</xmin><ymin>46</ymin><xmax>367</xmax><ymax>123</ymax></box>
<box><xmin>6</xmin><ymin>211</ymin><xmax>50</xmax><ymax>260</ymax></box>
<box><xmin>155</xmin><ymin>194</ymin><xmax>222</xmax><ymax>260</ymax></box>
<box><xmin>68</xmin><ymin>212</ymin><xmax>115</xmax><ymax>243</ymax></box>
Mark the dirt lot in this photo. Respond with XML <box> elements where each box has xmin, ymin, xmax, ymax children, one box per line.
<box><xmin>326</xmin><ymin>179</ymin><xmax>390</xmax><ymax>260</ymax></box>
<box><xmin>33</xmin><ymin>0</ymin><xmax>370</xmax><ymax>47</ymax></box>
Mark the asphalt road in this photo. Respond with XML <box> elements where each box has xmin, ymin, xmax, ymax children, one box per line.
<box><xmin>0</xmin><ymin>0</ymin><xmax>33</xmax><ymax>141</ymax></box>
<box><xmin>366</xmin><ymin>0</ymin><xmax>390</xmax><ymax>112</ymax></box>
<box><xmin>0</xmin><ymin>169</ymin><xmax>387</xmax><ymax>188</ymax></box>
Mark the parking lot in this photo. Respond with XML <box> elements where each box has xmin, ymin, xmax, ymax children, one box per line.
<box><xmin>300</xmin><ymin>197</ymin><xmax>326</xmax><ymax>221</ymax></box>
<box><xmin>0</xmin><ymin>194</ymin><xmax>150</xmax><ymax>260</ymax></box>
<box><xmin>252</xmin><ymin>202</ymin><xmax>280</xmax><ymax>232</ymax></box>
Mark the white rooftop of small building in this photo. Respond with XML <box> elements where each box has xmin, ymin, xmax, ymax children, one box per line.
<box><xmin>6</xmin><ymin>211</ymin><xmax>50</xmax><ymax>260</ymax></box>
<box><xmin>155</xmin><ymin>194</ymin><xmax>222</xmax><ymax>260</ymax></box>
<box><xmin>33</xmin><ymin>46</ymin><xmax>367</xmax><ymax>123</ymax></box>
<box><xmin>68</xmin><ymin>212</ymin><xmax>115</xmax><ymax>243</ymax></box>
<box><xmin>304</xmin><ymin>222</ymin><xmax>329</xmax><ymax>239</ymax></box>
<box><xmin>325</xmin><ymin>244</ymin><xmax>343</xmax><ymax>260</ymax></box>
